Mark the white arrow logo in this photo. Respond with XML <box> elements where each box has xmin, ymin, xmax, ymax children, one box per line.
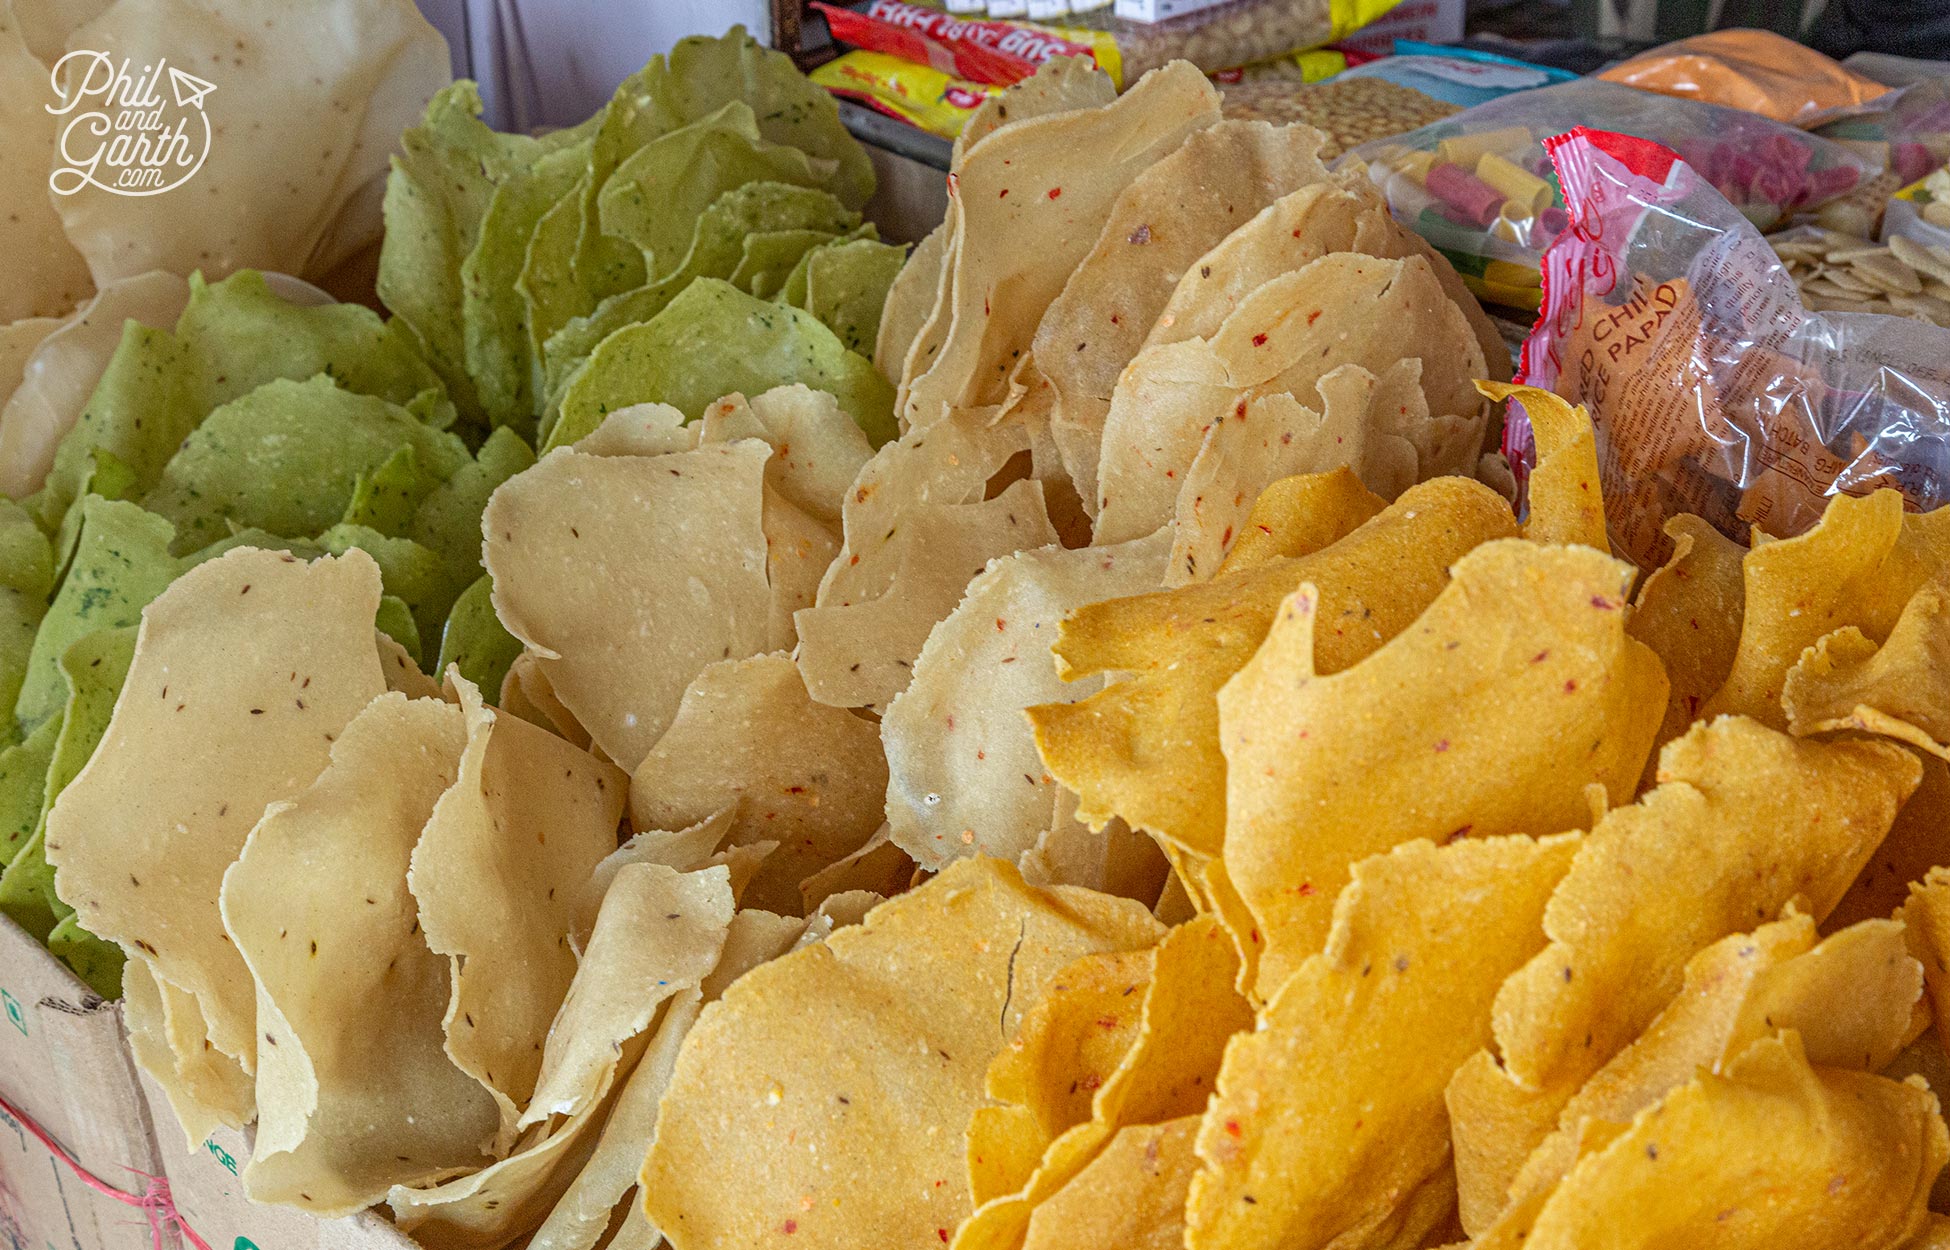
<box><xmin>167</xmin><ymin>66</ymin><xmax>216</xmax><ymax>110</ymax></box>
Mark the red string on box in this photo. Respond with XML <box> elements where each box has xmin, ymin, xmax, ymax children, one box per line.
<box><xmin>0</xmin><ymin>1090</ymin><xmax>212</xmax><ymax>1250</ymax></box>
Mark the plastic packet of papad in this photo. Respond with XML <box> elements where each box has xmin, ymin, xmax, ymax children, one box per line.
<box><xmin>1517</xmin><ymin>126</ymin><xmax>1950</xmax><ymax>568</ymax></box>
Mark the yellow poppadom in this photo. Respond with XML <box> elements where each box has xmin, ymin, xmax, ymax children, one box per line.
<box><xmin>1475</xmin><ymin>908</ymin><xmax>1922</xmax><ymax>1246</ymax></box>
<box><xmin>1031</xmin><ymin>473</ymin><xmax>1513</xmax><ymax>862</ymax></box>
<box><xmin>1784</xmin><ymin>578</ymin><xmax>1950</xmax><ymax>760</ymax></box>
<box><xmin>642</xmin><ymin>858</ymin><xmax>1163</xmax><ymax>1250</ymax></box>
<box><xmin>1627</xmin><ymin>512</ymin><xmax>1748</xmax><ymax>763</ymax></box>
<box><xmin>1830</xmin><ymin>754</ymin><xmax>1950</xmax><ymax>930</ymax></box>
<box><xmin>980</xmin><ymin>946</ymin><xmax>1155</xmax><ymax>1175</ymax></box>
<box><xmin>1451</xmin><ymin>715</ymin><xmax>1921</xmax><ymax>1217</ymax></box>
<box><xmin>1219</xmin><ymin>539</ymin><xmax>1665</xmax><ymax>995</ymax></box>
<box><xmin>1213</xmin><ymin>468</ymin><xmax>1385</xmax><ymax>575</ymax></box>
<box><xmin>1478</xmin><ymin>383</ymin><xmax>1606</xmax><ymax>552</ymax></box>
<box><xmin>1907</xmin><ymin>868</ymin><xmax>1950</xmax><ymax>1045</ymax></box>
<box><xmin>1492</xmin><ymin>716</ymin><xmax>1920</xmax><ymax>1094</ymax></box>
<box><xmin>1516</xmin><ymin>1034</ymin><xmax>1943</xmax><ymax>1250</ymax></box>
<box><xmin>1019</xmin><ymin>1116</ymin><xmax>1201</xmax><ymax>1250</ymax></box>
<box><xmin>1186</xmin><ymin>834</ymin><xmax>1578</xmax><ymax>1250</ymax></box>
<box><xmin>955</xmin><ymin>915</ymin><xmax>1251</xmax><ymax>1250</ymax></box>
<box><xmin>1704</xmin><ymin>490</ymin><xmax>1950</xmax><ymax>728</ymax></box>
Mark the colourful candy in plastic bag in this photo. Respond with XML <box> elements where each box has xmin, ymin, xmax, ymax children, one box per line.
<box><xmin>1517</xmin><ymin>127</ymin><xmax>1950</xmax><ymax>567</ymax></box>
<box><xmin>1818</xmin><ymin>78</ymin><xmax>1950</xmax><ymax>188</ymax></box>
<box><xmin>1347</xmin><ymin>80</ymin><xmax>1875</xmax><ymax>311</ymax></box>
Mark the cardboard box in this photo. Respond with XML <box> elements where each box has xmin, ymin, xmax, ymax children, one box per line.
<box><xmin>0</xmin><ymin>916</ymin><xmax>171</xmax><ymax>1250</ymax></box>
<box><xmin>1333</xmin><ymin>0</ymin><xmax>1465</xmax><ymax>56</ymax></box>
<box><xmin>1</xmin><ymin>915</ymin><xmax>419</xmax><ymax>1250</ymax></box>
<box><xmin>137</xmin><ymin>1071</ymin><xmax>421</xmax><ymax>1250</ymax></box>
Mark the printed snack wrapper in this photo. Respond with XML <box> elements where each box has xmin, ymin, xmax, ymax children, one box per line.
<box><xmin>1518</xmin><ymin>126</ymin><xmax>1950</xmax><ymax>568</ymax></box>
<box><xmin>812</xmin><ymin>48</ymin><xmax>1002</xmax><ymax>139</ymax></box>
<box><xmin>810</xmin><ymin>0</ymin><xmax>1411</xmax><ymax>140</ymax></box>
<box><xmin>814</xmin><ymin>1</ymin><xmax>1126</xmax><ymax>87</ymax></box>
<box><xmin>826</xmin><ymin>0</ymin><xmax>1399</xmax><ymax>86</ymax></box>
<box><xmin>1346</xmin><ymin>80</ymin><xmax>1875</xmax><ymax>311</ymax></box>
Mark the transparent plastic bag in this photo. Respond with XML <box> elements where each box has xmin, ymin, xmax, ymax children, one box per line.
<box><xmin>1884</xmin><ymin>167</ymin><xmax>1950</xmax><ymax>250</ymax></box>
<box><xmin>1345</xmin><ymin>79</ymin><xmax>1877</xmax><ymax>311</ymax></box>
<box><xmin>1518</xmin><ymin>127</ymin><xmax>1950</xmax><ymax>568</ymax></box>
<box><xmin>1817</xmin><ymin>78</ymin><xmax>1950</xmax><ymax>187</ymax></box>
<box><xmin>1595</xmin><ymin>29</ymin><xmax>1894</xmax><ymax>127</ymax></box>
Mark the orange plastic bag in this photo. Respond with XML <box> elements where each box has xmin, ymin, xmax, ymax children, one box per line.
<box><xmin>1598</xmin><ymin>29</ymin><xmax>1894</xmax><ymax>128</ymax></box>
